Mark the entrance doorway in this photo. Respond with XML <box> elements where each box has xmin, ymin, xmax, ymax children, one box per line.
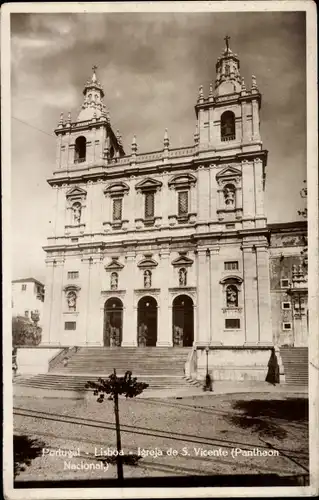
<box><xmin>103</xmin><ymin>297</ymin><xmax>123</xmax><ymax>346</ymax></box>
<box><xmin>172</xmin><ymin>295</ymin><xmax>194</xmax><ymax>347</ymax></box>
<box><xmin>137</xmin><ymin>296</ymin><xmax>157</xmax><ymax>346</ymax></box>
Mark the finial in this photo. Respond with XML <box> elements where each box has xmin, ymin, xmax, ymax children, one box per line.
<box><xmin>92</xmin><ymin>65</ymin><xmax>98</xmax><ymax>83</ymax></box>
<box><xmin>131</xmin><ymin>135</ymin><xmax>137</xmax><ymax>153</ymax></box>
<box><xmin>59</xmin><ymin>112</ymin><xmax>64</xmax><ymax>126</ymax></box>
<box><xmin>164</xmin><ymin>128</ymin><xmax>169</xmax><ymax>148</ymax></box>
<box><xmin>198</xmin><ymin>85</ymin><xmax>204</xmax><ymax>102</ymax></box>
<box><xmin>209</xmin><ymin>83</ymin><xmax>214</xmax><ymax>99</ymax></box>
<box><xmin>252</xmin><ymin>75</ymin><xmax>257</xmax><ymax>89</ymax></box>
<box><xmin>241</xmin><ymin>76</ymin><xmax>246</xmax><ymax>91</ymax></box>
<box><xmin>92</xmin><ymin>111</ymin><xmax>97</xmax><ymax>121</ymax></box>
<box><xmin>106</xmin><ymin>110</ymin><xmax>110</xmax><ymax>123</ymax></box>
<box><xmin>67</xmin><ymin>111</ymin><xmax>71</xmax><ymax>125</ymax></box>
<box><xmin>224</xmin><ymin>35</ymin><xmax>230</xmax><ymax>52</ymax></box>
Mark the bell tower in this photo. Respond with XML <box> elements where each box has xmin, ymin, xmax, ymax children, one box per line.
<box><xmin>195</xmin><ymin>36</ymin><xmax>262</xmax><ymax>151</ymax></box>
<box><xmin>54</xmin><ymin>66</ymin><xmax>125</xmax><ymax>170</ymax></box>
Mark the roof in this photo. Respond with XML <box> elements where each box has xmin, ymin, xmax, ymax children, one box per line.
<box><xmin>268</xmin><ymin>221</ymin><xmax>307</xmax><ymax>232</ymax></box>
<box><xmin>12</xmin><ymin>278</ymin><xmax>45</xmax><ymax>287</ymax></box>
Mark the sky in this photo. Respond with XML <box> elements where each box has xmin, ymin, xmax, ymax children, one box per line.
<box><xmin>10</xmin><ymin>11</ymin><xmax>307</xmax><ymax>283</ymax></box>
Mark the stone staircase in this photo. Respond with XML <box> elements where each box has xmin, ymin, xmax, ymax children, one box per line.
<box><xmin>280</xmin><ymin>347</ymin><xmax>308</xmax><ymax>386</ymax></box>
<box><xmin>15</xmin><ymin>347</ymin><xmax>196</xmax><ymax>394</ymax></box>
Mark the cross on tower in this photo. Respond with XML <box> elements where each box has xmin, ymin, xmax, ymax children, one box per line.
<box><xmin>224</xmin><ymin>35</ymin><xmax>230</xmax><ymax>51</ymax></box>
<box><xmin>92</xmin><ymin>65</ymin><xmax>98</xmax><ymax>73</ymax></box>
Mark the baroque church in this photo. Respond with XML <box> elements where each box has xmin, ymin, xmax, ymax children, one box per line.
<box><xmin>41</xmin><ymin>39</ymin><xmax>308</xmax><ymax>380</ymax></box>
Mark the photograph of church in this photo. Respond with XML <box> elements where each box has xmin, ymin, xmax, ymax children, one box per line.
<box><xmin>40</xmin><ymin>36</ymin><xmax>307</xmax><ymax>381</ymax></box>
<box><xmin>8</xmin><ymin>7</ymin><xmax>314</xmax><ymax>492</ymax></box>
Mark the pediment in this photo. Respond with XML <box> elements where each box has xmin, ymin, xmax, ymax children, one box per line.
<box><xmin>171</xmin><ymin>255</ymin><xmax>194</xmax><ymax>267</ymax></box>
<box><xmin>104</xmin><ymin>182</ymin><xmax>129</xmax><ymax>197</ymax></box>
<box><xmin>137</xmin><ymin>257</ymin><xmax>158</xmax><ymax>269</ymax></box>
<box><xmin>216</xmin><ymin>166</ymin><xmax>241</xmax><ymax>180</ymax></box>
<box><xmin>63</xmin><ymin>284</ymin><xmax>81</xmax><ymax>292</ymax></box>
<box><xmin>135</xmin><ymin>177</ymin><xmax>162</xmax><ymax>191</ymax></box>
<box><xmin>66</xmin><ymin>186</ymin><xmax>87</xmax><ymax>199</ymax></box>
<box><xmin>168</xmin><ymin>173</ymin><xmax>197</xmax><ymax>189</ymax></box>
<box><xmin>104</xmin><ymin>258</ymin><xmax>124</xmax><ymax>271</ymax></box>
<box><xmin>220</xmin><ymin>275</ymin><xmax>243</xmax><ymax>284</ymax></box>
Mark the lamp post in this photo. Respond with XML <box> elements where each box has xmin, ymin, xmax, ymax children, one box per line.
<box><xmin>204</xmin><ymin>346</ymin><xmax>212</xmax><ymax>391</ymax></box>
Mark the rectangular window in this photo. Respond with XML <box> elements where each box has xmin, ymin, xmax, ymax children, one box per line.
<box><xmin>226</xmin><ymin>223</ymin><xmax>236</xmax><ymax>229</ymax></box>
<box><xmin>68</xmin><ymin>271</ymin><xmax>79</xmax><ymax>279</ymax></box>
<box><xmin>280</xmin><ymin>278</ymin><xmax>290</xmax><ymax>288</ymax></box>
<box><xmin>178</xmin><ymin>191</ymin><xmax>188</xmax><ymax>216</ymax></box>
<box><xmin>71</xmin><ymin>237</ymin><xmax>79</xmax><ymax>242</ymax></box>
<box><xmin>112</xmin><ymin>198</ymin><xmax>122</xmax><ymax>221</ymax></box>
<box><xmin>282</xmin><ymin>322</ymin><xmax>292</xmax><ymax>331</ymax></box>
<box><xmin>21</xmin><ymin>284</ymin><xmax>27</xmax><ymax>291</ymax></box>
<box><xmin>282</xmin><ymin>302</ymin><xmax>291</xmax><ymax>310</ymax></box>
<box><xmin>224</xmin><ymin>261</ymin><xmax>239</xmax><ymax>271</ymax></box>
<box><xmin>225</xmin><ymin>318</ymin><xmax>240</xmax><ymax>329</ymax></box>
<box><xmin>65</xmin><ymin>321</ymin><xmax>76</xmax><ymax>331</ymax></box>
<box><xmin>145</xmin><ymin>192</ymin><xmax>155</xmax><ymax>219</ymax></box>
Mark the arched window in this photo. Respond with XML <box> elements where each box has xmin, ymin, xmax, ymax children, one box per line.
<box><xmin>74</xmin><ymin>136</ymin><xmax>87</xmax><ymax>163</ymax></box>
<box><xmin>110</xmin><ymin>272</ymin><xmax>118</xmax><ymax>290</ymax></box>
<box><xmin>226</xmin><ymin>285</ymin><xmax>238</xmax><ymax>308</ymax></box>
<box><xmin>179</xmin><ymin>268</ymin><xmax>187</xmax><ymax>286</ymax></box>
<box><xmin>144</xmin><ymin>270</ymin><xmax>152</xmax><ymax>289</ymax></box>
<box><xmin>221</xmin><ymin>111</ymin><xmax>235</xmax><ymax>141</ymax></box>
<box><xmin>223</xmin><ymin>183</ymin><xmax>236</xmax><ymax>208</ymax></box>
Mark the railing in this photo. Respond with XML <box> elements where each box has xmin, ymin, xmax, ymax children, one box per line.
<box><xmin>221</xmin><ymin>135</ymin><xmax>236</xmax><ymax>142</ymax></box>
<box><xmin>48</xmin><ymin>347</ymin><xmax>71</xmax><ymax>371</ymax></box>
<box><xmin>184</xmin><ymin>346</ymin><xmax>197</xmax><ymax>379</ymax></box>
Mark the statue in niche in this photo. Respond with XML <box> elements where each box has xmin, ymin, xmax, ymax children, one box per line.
<box><xmin>179</xmin><ymin>268</ymin><xmax>187</xmax><ymax>287</ymax></box>
<box><xmin>223</xmin><ymin>184</ymin><xmax>236</xmax><ymax>208</ymax></box>
<box><xmin>67</xmin><ymin>291</ymin><xmax>77</xmax><ymax>311</ymax></box>
<box><xmin>144</xmin><ymin>270</ymin><xmax>152</xmax><ymax>289</ymax></box>
<box><xmin>110</xmin><ymin>272</ymin><xmax>118</xmax><ymax>290</ymax></box>
<box><xmin>72</xmin><ymin>202</ymin><xmax>82</xmax><ymax>225</ymax></box>
<box><xmin>226</xmin><ymin>285</ymin><xmax>238</xmax><ymax>308</ymax></box>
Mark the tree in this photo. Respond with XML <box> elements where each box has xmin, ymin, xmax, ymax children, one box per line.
<box><xmin>298</xmin><ymin>180</ymin><xmax>308</xmax><ymax>271</ymax></box>
<box><xmin>12</xmin><ymin>316</ymin><xmax>42</xmax><ymax>347</ymax></box>
<box><xmin>86</xmin><ymin>370</ymin><xmax>148</xmax><ymax>482</ymax></box>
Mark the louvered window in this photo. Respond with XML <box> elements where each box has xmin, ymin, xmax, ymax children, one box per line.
<box><xmin>145</xmin><ymin>192</ymin><xmax>155</xmax><ymax>219</ymax></box>
<box><xmin>178</xmin><ymin>191</ymin><xmax>188</xmax><ymax>216</ymax></box>
<box><xmin>113</xmin><ymin>198</ymin><xmax>122</xmax><ymax>221</ymax></box>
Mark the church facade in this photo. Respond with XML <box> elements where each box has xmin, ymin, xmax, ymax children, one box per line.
<box><xmin>42</xmin><ymin>40</ymin><xmax>308</xmax><ymax>378</ymax></box>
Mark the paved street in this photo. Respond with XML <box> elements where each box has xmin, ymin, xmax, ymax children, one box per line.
<box><xmin>14</xmin><ymin>392</ymin><xmax>308</xmax><ymax>482</ymax></box>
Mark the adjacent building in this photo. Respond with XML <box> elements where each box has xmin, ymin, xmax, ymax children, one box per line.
<box><xmin>12</xmin><ymin>278</ymin><xmax>45</xmax><ymax>324</ymax></box>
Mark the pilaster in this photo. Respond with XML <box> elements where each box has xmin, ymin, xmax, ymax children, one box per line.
<box><xmin>157</xmin><ymin>248</ymin><xmax>172</xmax><ymax>346</ymax></box>
<box><xmin>86</xmin><ymin>255</ymin><xmax>104</xmax><ymax>345</ymax></box>
<box><xmin>209</xmin><ymin>246</ymin><xmax>223</xmax><ymax>345</ymax></box>
<box><xmin>256</xmin><ymin>245</ymin><xmax>273</xmax><ymax>345</ymax></box>
<box><xmin>197</xmin><ymin>166</ymin><xmax>210</xmax><ymax>222</ymax></box>
<box><xmin>49</xmin><ymin>257</ymin><xmax>64</xmax><ymax>345</ymax></box>
<box><xmin>122</xmin><ymin>252</ymin><xmax>137</xmax><ymax>346</ymax></box>
<box><xmin>242</xmin><ymin>244</ymin><xmax>259</xmax><ymax>345</ymax></box>
<box><xmin>196</xmin><ymin>248</ymin><xmax>210</xmax><ymax>346</ymax></box>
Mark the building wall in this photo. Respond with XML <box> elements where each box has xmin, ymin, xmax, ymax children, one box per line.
<box><xmin>12</xmin><ymin>281</ymin><xmax>45</xmax><ymax>325</ymax></box>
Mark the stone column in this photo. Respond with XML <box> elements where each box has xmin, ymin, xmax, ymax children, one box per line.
<box><xmin>252</xmin><ymin>99</ymin><xmax>261</xmax><ymax>141</ymax></box>
<box><xmin>157</xmin><ymin>248</ymin><xmax>172</xmax><ymax>346</ymax></box>
<box><xmin>197</xmin><ymin>166</ymin><xmax>210</xmax><ymax>222</ymax></box>
<box><xmin>41</xmin><ymin>259</ymin><xmax>56</xmax><ymax>345</ymax></box>
<box><xmin>241</xmin><ymin>160</ymin><xmax>255</xmax><ymax>223</ymax></box>
<box><xmin>196</xmin><ymin>248</ymin><xmax>210</xmax><ymax>346</ymax></box>
<box><xmin>242</xmin><ymin>244</ymin><xmax>259</xmax><ymax>345</ymax></box>
<box><xmin>86</xmin><ymin>255</ymin><xmax>103</xmax><ymax>345</ymax></box>
<box><xmin>256</xmin><ymin>244</ymin><xmax>273</xmax><ymax>345</ymax></box>
<box><xmin>209</xmin><ymin>246</ymin><xmax>223</xmax><ymax>345</ymax></box>
<box><xmin>122</xmin><ymin>252</ymin><xmax>137</xmax><ymax>347</ymax></box>
<box><xmin>254</xmin><ymin>158</ymin><xmax>265</xmax><ymax>220</ymax></box>
<box><xmin>49</xmin><ymin>257</ymin><xmax>64</xmax><ymax>345</ymax></box>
